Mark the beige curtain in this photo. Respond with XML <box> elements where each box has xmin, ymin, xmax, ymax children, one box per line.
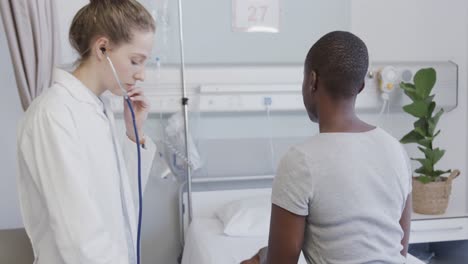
<box><xmin>0</xmin><ymin>0</ymin><xmax>59</xmax><ymax>111</ymax></box>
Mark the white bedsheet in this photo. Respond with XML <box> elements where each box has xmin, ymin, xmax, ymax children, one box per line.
<box><xmin>181</xmin><ymin>217</ymin><xmax>307</xmax><ymax>264</ymax></box>
<box><xmin>181</xmin><ymin>217</ymin><xmax>425</xmax><ymax>264</ymax></box>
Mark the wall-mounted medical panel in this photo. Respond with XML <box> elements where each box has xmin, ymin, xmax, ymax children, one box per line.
<box><xmin>359</xmin><ymin>61</ymin><xmax>458</xmax><ymax>113</ymax></box>
<box><xmin>108</xmin><ymin>61</ymin><xmax>458</xmax><ymax>114</ymax></box>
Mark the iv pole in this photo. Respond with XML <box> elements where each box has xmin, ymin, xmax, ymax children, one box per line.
<box><xmin>176</xmin><ymin>0</ymin><xmax>193</xmax><ymax>226</ymax></box>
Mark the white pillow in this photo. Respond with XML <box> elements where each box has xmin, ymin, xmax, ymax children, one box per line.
<box><xmin>215</xmin><ymin>196</ymin><xmax>271</xmax><ymax>237</ymax></box>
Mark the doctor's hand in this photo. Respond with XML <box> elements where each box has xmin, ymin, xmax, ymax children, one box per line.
<box><xmin>124</xmin><ymin>87</ymin><xmax>150</xmax><ymax>143</ymax></box>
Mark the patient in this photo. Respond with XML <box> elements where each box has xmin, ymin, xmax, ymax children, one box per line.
<box><xmin>241</xmin><ymin>31</ymin><xmax>412</xmax><ymax>264</ymax></box>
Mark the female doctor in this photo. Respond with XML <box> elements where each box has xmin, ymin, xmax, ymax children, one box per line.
<box><xmin>16</xmin><ymin>0</ymin><xmax>157</xmax><ymax>263</ymax></box>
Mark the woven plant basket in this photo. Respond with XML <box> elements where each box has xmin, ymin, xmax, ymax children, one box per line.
<box><xmin>412</xmin><ymin>170</ymin><xmax>460</xmax><ymax>215</ymax></box>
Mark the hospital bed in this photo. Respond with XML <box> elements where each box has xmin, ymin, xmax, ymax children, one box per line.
<box><xmin>178</xmin><ymin>178</ymin><xmax>425</xmax><ymax>264</ymax></box>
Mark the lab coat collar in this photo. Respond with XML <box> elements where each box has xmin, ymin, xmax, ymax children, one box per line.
<box><xmin>53</xmin><ymin>68</ymin><xmax>105</xmax><ymax>111</ymax></box>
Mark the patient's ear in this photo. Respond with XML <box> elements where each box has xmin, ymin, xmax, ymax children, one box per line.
<box><xmin>308</xmin><ymin>70</ymin><xmax>318</xmax><ymax>94</ymax></box>
<box><xmin>357</xmin><ymin>82</ymin><xmax>365</xmax><ymax>94</ymax></box>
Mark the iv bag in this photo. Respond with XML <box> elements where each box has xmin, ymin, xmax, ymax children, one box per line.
<box><xmin>159</xmin><ymin>112</ymin><xmax>202</xmax><ymax>182</ymax></box>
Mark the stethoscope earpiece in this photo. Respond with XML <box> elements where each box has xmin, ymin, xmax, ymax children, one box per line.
<box><xmin>102</xmin><ymin>47</ymin><xmax>128</xmax><ymax>99</ymax></box>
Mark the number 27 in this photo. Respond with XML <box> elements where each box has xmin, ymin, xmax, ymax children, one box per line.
<box><xmin>248</xmin><ymin>6</ymin><xmax>268</xmax><ymax>22</ymax></box>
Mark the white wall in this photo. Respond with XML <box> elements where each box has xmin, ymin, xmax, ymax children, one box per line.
<box><xmin>55</xmin><ymin>0</ymin><xmax>350</xmax><ymax>66</ymax></box>
<box><xmin>179</xmin><ymin>0</ymin><xmax>350</xmax><ymax>64</ymax></box>
<box><xmin>54</xmin><ymin>0</ymin><xmax>87</xmax><ymax>65</ymax></box>
<box><xmin>352</xmin><ymin>0</ymin><xmax>468</xmax><ymax>217</ymax></box>
<box><xmin>0</xmin><ymin>15</ymin><xmax>25</xmax><ymax>229</ymax></box>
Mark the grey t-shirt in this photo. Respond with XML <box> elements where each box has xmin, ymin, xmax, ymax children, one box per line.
<box><xmin>272</xmin><ymin>128</ymin><xmax>412</xmax><ymax>264</ymax></box>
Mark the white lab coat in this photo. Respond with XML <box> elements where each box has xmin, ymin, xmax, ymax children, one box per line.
<box><xmin>16</xmin><ymin>68</ymin><xmax>156</xmax><ymax>264</ymax></box>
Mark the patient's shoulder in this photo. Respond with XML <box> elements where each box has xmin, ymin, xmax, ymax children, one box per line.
<box><xmin>277</xmin><ymin>145</ymin><xmax>312</xmax><ymax>176</ymax></box>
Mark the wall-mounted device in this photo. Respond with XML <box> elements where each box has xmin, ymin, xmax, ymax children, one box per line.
<box><xmin>107</xmin><ymin>61</ymin><xmax>458</xmax><ymax>114</ymax></box>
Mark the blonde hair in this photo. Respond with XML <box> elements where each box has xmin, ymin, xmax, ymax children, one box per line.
<box><xmin>69</xmin><ymin>0</ymin><xmax>156</xmax><ymax>64</ymax></box>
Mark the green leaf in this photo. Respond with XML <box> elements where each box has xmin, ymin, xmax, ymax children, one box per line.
<box><xmin>414</xmin><ymin>127</ymin><xmax>426</xmax><ymax>137</ymax></box>
<box><xmin>412</xmin><ymin>158</ymin><xmax>434</xmax><ymax>173</ymax></box>
<box><xmin>404</xmin><ymin>91</ymin><xmax>419</xmax><ymax>101</ymax></box>
<box><xmin>400</xmin><ymin>82</ymin><xmax>421</xmax><ymax>101</ymax></box>
<box><xmin>403</xmin><ymin>101</ymin><xmax>429</xmax><ymax>118</ymax></box>
<box><xmin>414</xmin><ymin>118</ymin><xmax>427</xmax><ymax>131</ymax></box>
<box><xmin>417</xmin><ymin>146</ymin><xmax>427</xmax><ymax>154</ymax></box>
<box><xmin>400</xmin><ymin>82</ymin><xmax>416</xmax><ymax>90</ymax></box>
<box><xmin>418</xmin><ymin>146</ymin><xmax>430</xmax><ymax>158</ymax></box>
<box><xmin>428</xmin><ymin>109</ymin><xmax>444</xmax><ymax>135</ymax></box>
<box><xmin>415</xmin><ymin>166</ymin><xmax>430</xmax><ymax>175</ymax></box>
<box><xmin>414</xmin><ymin>68</ymin><xmax>436</xmax><ymax>98</ymax></box>
<box><xmin>417</xmin><ymin>176</ymin><xmax>433</xmax><ymax>184</ymax></box>
<box><xmin>433</xmin><ymin>130</ymin><xmax>441</xmax><ymax>138</ymax></box>
<box><xmin>418</xmin><ymin>138</ymin><xmax>432</xmax><ymax>148</ymax></box>
<box><xmin>428</xmin><ymin>102</ymin><xmax>436</xmax><ymax>117</ymax></box>
<box><xmin>418</xmin><ymin>147</ymin><xmax>445</xmax><ymax>165</ymax></box>
<box><xmin>400</xmin><ymin>130</ymin><xmax>424</xmax><ymax>144</ymax></box>
<box><xmin>413</xmin><ymin>118</ymin><xmax>429</xmax><ymax>139</ymax></box>
<box><xmin>431</xmin><ymin>148</ymin><xmax>445</xmax><ymax>165</ymax></box>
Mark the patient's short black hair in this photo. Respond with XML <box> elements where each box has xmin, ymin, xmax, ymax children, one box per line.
<box><xmin>305</xmin><ymin>31</ymin><xmax>369</xmax><ymax>99</ymax></box>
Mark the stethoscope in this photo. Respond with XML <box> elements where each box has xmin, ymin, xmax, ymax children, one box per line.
<box><xmin>100</xmin><ymin>47</ymin><xmax>143</xmax><ymax>264</ymax></box>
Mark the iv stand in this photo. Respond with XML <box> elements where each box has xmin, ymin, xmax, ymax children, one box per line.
<box><xmin>176</xmin><ymin>0</ymin><xmax>193</xmax><ymax>226</ymax></box>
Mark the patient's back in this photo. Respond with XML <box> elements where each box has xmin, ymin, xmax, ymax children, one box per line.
<box><xmin>272</xmin><ymin>127</ymin><xmax>411</xmax><ymax>264</ymax></box>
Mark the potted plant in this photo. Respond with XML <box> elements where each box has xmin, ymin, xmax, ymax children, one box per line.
<box><xmin>399</xmin><ymin>67</ymin><xmax>460</xmax><ymax>215</ymax></box>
